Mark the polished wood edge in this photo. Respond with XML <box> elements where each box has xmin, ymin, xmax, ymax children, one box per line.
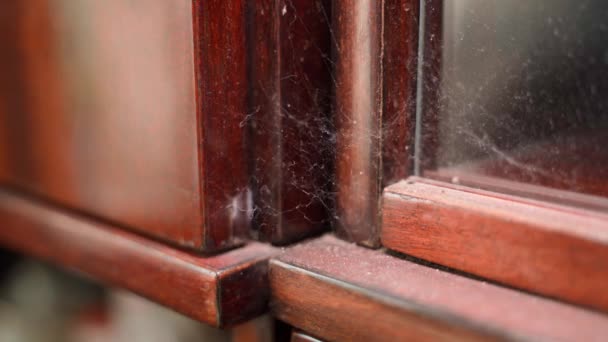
<box><xmin>334</xmin><ymin>0</ymin><xmax>419</xmax><ymax>247</ymax></box>
<box><xmin>271</xmin><ymin>235</ymin><xmax>608</xmax><ymax>342</ymax></box>
<box><xmin>0</xmin><ymin>188</ymin><xmax>278</xmax><ymax>327</ymax></box>
<box><xmin>425</xmin><ymin>169</ymin><xmax>608</xmax><ymax>213</ymax></box>
<box><xmin>382</xmin><ymin>178</ymin><xmax>608</xmax><ymax>313</ymax></box>
<box><xmin>381</xmin><ymin>0</ymin><xmax>419</xmax><ymax>186</ymax></box>
<box><xmin>193</xmin><ymin>0</ymin><xmax>251</xmax><ymax>251</ymax></box>
<box><xmin>248</xmin><ymin>0</ymin><xmax>331</xmax><ymax>245</ymax></box>
<box><xmin>291</xmin><ymin>331</ymin><xmax>323</xmax><ymax>342</ymax></box>
<box><xmin>333</xmin><ymin>0</ymin><xmax>384</xmax><ymax>248</ymax></box>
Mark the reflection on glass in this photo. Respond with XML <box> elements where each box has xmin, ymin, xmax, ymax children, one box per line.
<box><xmin>423</xmin><ymin>0</ymin><xmax>608</xmax><ymax>208</ymax></box>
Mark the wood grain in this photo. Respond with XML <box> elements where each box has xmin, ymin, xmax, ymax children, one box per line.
<box><xmin>194</xmin><ymin>0</ymin><xmax>250</xmax><ymax>250</ymax></box>
<box><xmin>0</xmin><ymin>188</ymin><xmax>277</xmax><ymax>327</ymax></box>
<box><xmin>333</xmin><ymin>0</ymin><xmax>419</xmax><ymax>247</ymax></box>
<box><xmin>382</xmin><ymin>0</ymin><xmax>419</xmax><ymax>185</ymax></box>
<box><xmin>0</xmin><ymin>0</ymin><xmax>249</xmax><ymax>251</ymax></box>
<box><xmin>248</xmin><ymin>0</ymin><xmax>332</xmax><ymax>245</ymax></box>
<box><xmin>270</xmin><ymin>235</ymin><xmax>608</xmax><ymax>341</ymax></box>
<box><xmin>382</xmin><ymin>177</ymin><xmax>608</xmax><ymax>313</ymax></box>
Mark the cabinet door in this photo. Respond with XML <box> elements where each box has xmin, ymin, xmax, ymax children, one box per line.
<box><xmin>0</xmin><ymin>0</ymin><xmax>249</xmax><ymax>251</ymax></box>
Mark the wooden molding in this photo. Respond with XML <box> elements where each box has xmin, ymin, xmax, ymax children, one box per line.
<box><xmin>382</xmin><ymin>177</ymin><xmax>608</xmax><ymax>313</ymax></box>
<box><xmin>0</xmin><ymin>188</ymin><xmax>278</xmax><ymax>327</ymax></box>
<box><xmin>333</xmin><ymin>0</ymin><xmax>419</xmax><ymax>247</ymax></box>
<box><xmin>248</xmin><ymin>0</ymin><xmax>332</xmax><ymax>245</ymax></box>
<box><xmin>270</xmin><ymin>235</ymin><xmax>608</xmax><ymax>341</ymax></box>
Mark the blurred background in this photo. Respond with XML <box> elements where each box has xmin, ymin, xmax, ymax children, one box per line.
<box><xmin>0</xmin><ymin>250</ymin><xmax>272</xmax><ymax>342</ymax></box>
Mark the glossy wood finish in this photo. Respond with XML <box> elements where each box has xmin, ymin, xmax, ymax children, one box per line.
<box><xmin>195</xmin><ymin>0</ymin><xmax>250</xmax><ymax>250</ymax></box>
<box><xmin>270</xmin><ymin>235</ymin><xmax>608</xmax><ymax>342</ymax></box>
<box><xmin>382</xmin><ymin>177</ymin><xmax>608</xmax><ymax>313</ymax></box>
<box><xmin>333</xmin><ymin>0</ymin><xmax>383</xmax><ymax>247</ymax></box>
<box><xmin>249</xmin><ymin>0</ymin><xmax>332</xmax><ymax>245</ymax></box>
<box><xmin>382</xmin><ymin>0</ymin><xmax>419</xmax><ymax>185</ymax></box>
<box><xmin>0</xmin><ymin>0</ymin><xmax>249</xmax><ymax>251</ymax></box>
<box><xmin>0</xmin><ymin>188</ymin><xmax>277</xmax><ymax>327</ymax></box>
<box><xmin>333</xmin><ymin>0</ymin><xmax>419</xmax><ymax>247</ymax></box>
<box><xmin>426</xmin><ymin>169</ymin><xmax>608</xmax><ymax>213</ymax></box>
<box><xmin>291</xmin><ymin>331</ymin><xmax>323</xmax><ymax>342</ymax></box>
<box><xmin>418</xmin><ymin>0</ymin><xmax>443</xmax><ymax>172</ymax></box>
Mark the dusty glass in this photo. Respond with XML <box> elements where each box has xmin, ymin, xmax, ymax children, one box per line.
<box><xmin>421</xmin><ymin>0</ymin><xmax>608</xmax><ymax>208</ymax></box>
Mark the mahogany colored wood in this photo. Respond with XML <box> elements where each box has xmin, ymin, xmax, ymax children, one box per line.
<box><xmin>270</xmin><ymin>235</ymin><xmax>608</xmax><ymax>342</ymax></box>
<box><xmin>426</xmin><ymin>170</ymin><xmax>608</xmax><ymax>213</ymax></box>
<box><xmin>382</xmin><ymin>0</ymin><xmax>419</xmax><ymax>185</ymax></box>
<box><xmin>0</xmin><ymin>0</ymin><xmax>249</xmax><ymax>251</ymax></box>
<box><xmin>333</xmin><ymin>0</ymin><xmax>419</xmax><ymax>247</ymax></box>
<box><xmin>419</xmin><ymin>0</ymin><xmax>443</xmax><ymax>172</ymax></box>
<box><xmin>332</xmin><ymin>0</ymin><xmax>383</xmax><ymax>247</ymax></box>
<box><xmin>248</xmin><ymin>0</ymin><xmax>332</xmax><ymax>245</ymax></box>
<box><xmin>318</xmin><ymin>0</ymin><xmax>423</xmax><ymax>247</ymax></box>
<box><xmin>291</xmin><ymin>331</ymin><xmax>322</xmax><ymax>342</ymax></box>
<box><xmin>382</xmin><ymin>177</ymin><xmax>608</xmax><ymax>313</ymax></box>
<box><xmin>0</xmin><ymin>188</ymin><xmax>277</xmax><ymax>327</ymax></box>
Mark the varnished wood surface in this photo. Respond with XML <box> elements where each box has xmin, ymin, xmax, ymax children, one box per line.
<box><xmin>270</xmin><ymin>235</ymin><xmax>608</xmax><ymax>342</ymax></box>
<box><xmin>291</xmin><ymin>331</ymin><xmax>323</xmax><ymax>342</ymax></box>
<box><xmin>382</xmin><ymin>177</ymin><xmax>608</xmax><ymax>313</ymax></box>
<box><xmin>333</xmin><ymin>0</ymin><xmax>384</xmax><ymax>247</ymax></box>
<box><xmin>249</xmin><ymin>0</ymin><xmax>332</xmax><ymax>245</ymax></box>
<box><xmin>0</xmin><ymin>188</ymin><xmax>277</xmax><ymax>327</ymax></box>
<box><xmin>426</xmin><ymin>169</ymin><xmax>608</xmax><ymax>213</ymax></box>
<box><xmin>333</xmin><ymin>0</ymin><xmax>419</xmax><ymax>247</ymax></box>
<box><xmin>194</xmin><ymin>0</ymin><xmax>250</xmax><ymax>250</ymax></box>
<box><xmin>382</xmin><ymin>0</ymin><xmax>419</xmax><ymax>185</ymax></box>
<box><xmin>0</xmin><ymin>0</ymin><xmax>249</xmax><ymax>251</ymax></box>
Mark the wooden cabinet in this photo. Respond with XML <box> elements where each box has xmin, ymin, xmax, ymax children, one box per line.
<box><xmin>0</xmin><ymin>0</ymin><xmax>249</xmax><ymax>251</ymax></box>
<box><xmin>1</xmin><ymin>0</ymin><xmax>607</xmax><ymax>340</ymax></box>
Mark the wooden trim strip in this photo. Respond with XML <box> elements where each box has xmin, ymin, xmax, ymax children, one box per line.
<box><xmin>333</xmin><ymin>0</ymin><xmax>385</xmax><ymax>247</ymax></box>
<box><xmin>382</xmin><ymin>177</ymin><xmax>608</xmax><ymax>313</ymax></box>
<box><xmin>248</xmin><ymin>0</ymin><xmax>332</xmax><ymax>245</ymax></box>
<box><xmin>0</xmin><ymin>189</ymin><xmax>277</xmax><ymax>327</ymax></box>
<box><xmin>271</xmin><ymin>235</ymin><xmax>608</xmax><ymax>341</ymax></box>
<box><xmin>333</xmin><ymin>0</ymin><xmax>419</xmax><ymax>247</ymax></box>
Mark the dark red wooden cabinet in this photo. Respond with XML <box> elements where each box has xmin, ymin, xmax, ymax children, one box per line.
<box><xmin>0</xmin><ymin>0</ymin><xmax>249</xmax><ymax>252</ymax></box>
<box><xmin>1</xmin><ymin>0</ymin><xmax>607</xmax><ymax>340</ymax></box>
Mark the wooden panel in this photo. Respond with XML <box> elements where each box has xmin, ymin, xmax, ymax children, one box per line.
<box><xmin>382</xmin><ymin>177</ymin><xmax>608</xmax><ymax>313</ymax></box>
<box><xmin>0</xmin><ymin>188</ymin><xmax>277</xmax><ymax>327</ymax></box>
<box><xmin>270</xmin><ymin>235</ymin><xmax>608</xmax><ymax>342</ymax></box>
<box><xmin>333</xmin><ymin>0</ymin><xmax>418</xmax><ymax>247</ymax></box>
<box><xmin>249</xmin><ymin>0</ymin><xmax>332</xmax><ymax>244</ymax></box>
<box><xmin>0</xmin><ymin>0</ymin><xmax>249</xmax><ymax>251</ymax></box>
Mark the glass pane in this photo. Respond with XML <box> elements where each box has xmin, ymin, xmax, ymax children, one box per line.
<box><xmin>422</xmin><ymin>0</ymin><xmax>608</xmax><ymax>209</ymax></box>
